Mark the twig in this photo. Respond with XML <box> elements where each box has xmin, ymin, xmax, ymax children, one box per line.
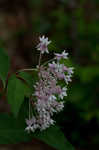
<box><xmin>16</xmin><ymin>68</ymin><xmax>37</xmax><ymax>74</ymax></box>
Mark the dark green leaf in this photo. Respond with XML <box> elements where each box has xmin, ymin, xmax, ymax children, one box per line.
<box><xmin>0</xmin><ymin>48</ymin><xmax>10</xmax><ymax>87</ymax></box>
<box><xmin>0</xmin><ymin>113</ymin><xmax>75</xmax><ymax>150</ymax></box>
<box><xmin>34</xmin><ymin>126</ymin><xmax>75</xmax><ymax>150</ymax></box>
<box><xmin>7</xmin><ymin>75</ymin><xmax>30</xmax><ymax>117</ymax></box>
<box><xmin>18</xmin><ymin>71</ymin><xmax>38</xmax><ymax>96</ymax></box>
<box><xmin>18</xmin><ymin>71</ymin><xmax>34</xmax><ymax>89</ymax></box>
<box><xmin>0</xmin><ymin>113</ymin><xmax>31</xmax><ymax>144</ymax></box>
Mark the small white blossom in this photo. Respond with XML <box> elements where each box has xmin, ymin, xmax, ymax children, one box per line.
<box><xmin>55</xmin><ymin>50</ymin><xmax>68</xmax><ymax>60</ymax></box>
<box><xmin>67</xmin><ymin>67</ymin><xmax>74</xmax><ymax>75</ymax></box>
<box><xmin>59</xmin><ymin>87</ymin><xmax>67</xmax><ymax>99</ymax></box>
<box><xmin>37</xmin><ymin>35</ymin><xmax>51</xmax><ymax>54</ymax></box>
<box><xmin>62</xmin><ymin>50</ymin><xmax>68</xmax><ymax>59</ymax></box>
<box><xmin>56</xmin><ymin>101</ymin><xmax>64</xmax><ymax>112</ymax></box>
<box><xmin>25</xmin><ymin>119</ymin><xmax>34</xmax><ymax>133</ymax></box>
<box><xmin>49</xmin><ymin>95</ymin><xmax>57</xmax><ymax>101</ymax></box>
<box><xmin>39</xmin><ymin>36</ymin><xmax>51</xmax><ymax>45</ymax></box>
<box><xmin>49</xmin><ymin>61</ymin><xmax>64</xmax><ymax>73</ymax></box>
<box><xmin>25</xmin><ymin>125</ymin><xmax>34</xmax><ymax>133</ymax></box>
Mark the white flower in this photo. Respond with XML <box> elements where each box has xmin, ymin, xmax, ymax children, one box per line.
<box><xmin>25</xmin><ymin>119</ymin><xmax>34</xmax><ymax>133</ymax></box>
<box><xmin>39</xmin><ymin>36</ymin><xmax>51</xmax><ymax>45</ymax></box>
<box><xmin>65</xmin><ymin>75</ymin><xmax>72</xmax><ymax>84</ymax></box>
<box><xmin>50</xmin><ymin>62</ymin><xmax>63</xmax><ymax>73</ymax></box>
<box><xmin>59</xmin><ymin>87</ymin><xmax>67</xmax><ymax>99</ymax></box>
<box><xmin>55</xmin><ymin>50</ymin><xmax>68</xmax><ymax>60</ymax></box>
<box><xmin>37</xmin><ymin>35</ymin><xmax>51</xmax><ymax>54</ymax></box>
<box><xmin>62</xmin><ymin>50</ymin><xmax>68</xmax><ymax>59</ymax></box>
<box><xmin>49</xmin><ymin>95</ymin><xmax>57</xmax><ymax>101</ymax></box>
<box><xmin>25</xmin><ymin>125</ymin><xmax>34</xmax><ymax>133</ymax></box>
<box><xmin>67</xmin><ymin>67</ymin><xmax>74</xmax><ymax>75</ymax></box>
<box><xmin>56</xmin><ymin>101</ymin><xmax>64</xmax><ymax>112</ymax></box>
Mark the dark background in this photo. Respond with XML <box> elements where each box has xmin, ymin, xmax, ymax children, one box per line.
<box><xmin>0</xmin><ymin>0</ymin><xmax>99</xmax><ymax>150</ymax></box>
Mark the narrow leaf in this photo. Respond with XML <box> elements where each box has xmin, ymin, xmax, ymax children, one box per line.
<box><xmin>0</xmin><ymin>48</ymin><xmax>10</xmax><ymax>87</ymax></box>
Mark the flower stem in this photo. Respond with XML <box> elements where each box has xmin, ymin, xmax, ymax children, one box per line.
<box><xmin>16</xmin><ymin>68</ymin><xmax>37</xmax><ymax>74</ymax></box>
<box><xmin>42</xmin><ymin>57</ymin><xmax>55</xmax><ymax>66</ymax></box>
<box><xmin>29</xmin><ymin>99</ymin><xmax>31</xmax><ymax>120</ymax></box>
<box><xmin>38</xmin><ymin>52</ymin><xmax>42</xmax><ymax>67</ymax></box>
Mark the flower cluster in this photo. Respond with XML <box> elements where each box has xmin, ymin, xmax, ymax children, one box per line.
<box><xmin>25</xmin><ymin>36</ymin><xmax>74</xmax><ymax>133</ymax></box>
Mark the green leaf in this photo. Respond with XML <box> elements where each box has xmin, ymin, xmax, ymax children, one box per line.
<box><xmin>18</xmin><ymin>71</ymin><xmax>35</xmax><ymax>89</ymax></box>
<box><xmin>0</xmin><ymin>48</ymin><xmax>10</xmax><ymax>87</ymax></box>
<box><xmin>18</xmin><ymin>71</ymin><xmax>38</xmax><ymax>96</ymax></box>
<box><xmin>0</xmin><ymin>113</ymin><xmax>75</xmax><ymax>150</ymax></box>
<box><xmin>34</xmin><ymin>126</ymin><xmax>75</xmax><ymax>150</ymax></box>
<box><xmin>0</xmin><ymin>113</ymin><xmax>31</xmax><ymax>144</ymax></box>
<box><xmin>7</xmin><ymin>75</ymin><xmax>30</xmax><ymax>117</ymax></box>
